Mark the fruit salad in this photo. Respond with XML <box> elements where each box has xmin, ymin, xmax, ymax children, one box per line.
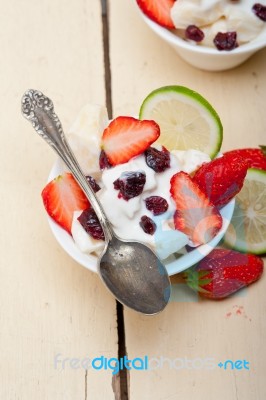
<box><xmin>43</xmin><ymin>120</ymin><xmax>215</xmax><ymax>260</ymax></box>
<box><xmin>41</xmin><ymin>86</ymin><xmax>249</xmax><ymax>263</ymax></box>
<box><xmin>136</xmin><ymin>0</ymin><xmax>266</xmax><ymax>51</ymax></box>
<box><xmin>41</xmin><ymin>85</ymin><xmax>265</xmax><ymax>299</ymax></box>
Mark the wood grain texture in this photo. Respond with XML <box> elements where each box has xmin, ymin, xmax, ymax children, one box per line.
<box><xmin>0</xmin><ymin>1</ymin><xmax>117</xmax><ymax>399</ymax></box>
<box><xmin>110</xmin><ymin>1</ymin><xmax>266</xmax><ymax>399</ymax></box>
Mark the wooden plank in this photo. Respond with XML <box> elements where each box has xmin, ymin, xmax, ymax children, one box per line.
<box><xmin>0</xmin><ymin>1</ymin><xmax>117</xmax><ymax>399</ymax></box>
<box><xmin>110</xmin><ymin>0</ymin><xmax>266</xmax><ymax>398</ymax></box>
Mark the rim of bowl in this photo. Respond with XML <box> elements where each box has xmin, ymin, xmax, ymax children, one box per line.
<box><xmin>141</xmin><ymin>13</ymin><xmax>266</xmax><ymax>56</ymax></box>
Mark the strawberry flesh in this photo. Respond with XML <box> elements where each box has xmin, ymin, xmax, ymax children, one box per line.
<box><xmin>223</xmin><ymin>147</ymin><xmax>266</xmax><ymax>170</ymax></box>
<box><xmin>193</xmin><ymin>153</ymin><xmax>249</xmax><ymax>207</ymax></box>
<box><xmin>41</xmin><ymin>172</ymin><xmax>90</xmax><ymax>234</ymax></box>
<box><xmin>184</xmin><ymin>249</ymin><xmax>264</xmax><ymax>299</ymax></box>
<box><xmin>170</xmin><ymin>172</ymin><xmax>222</xmax><ymax>246</ymax></box>
<box><xmin>136</xmin><ymin>0</ymin><xmax>175</xmax><ymax>29</ymax></box>
<box><xmin>102</xmin><ymin>116</ymin><xmax>160</xmax><ymax>166</ymax></box>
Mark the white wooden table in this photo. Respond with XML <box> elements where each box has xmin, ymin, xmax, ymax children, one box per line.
<box><xmin>0</xmin><ymin>0</ymin><xmax>265</xmax><ymax>399</ymax></box>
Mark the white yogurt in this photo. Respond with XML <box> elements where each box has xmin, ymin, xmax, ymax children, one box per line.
<box><xmin>71</xmin><ymin>148</ymin><xmax>211</xmax><ymax>259</ymax></box>
<box><xmin>171</xmin><ymin>0</ymin><xmax>266</xmax><ymax>48</ymax></box>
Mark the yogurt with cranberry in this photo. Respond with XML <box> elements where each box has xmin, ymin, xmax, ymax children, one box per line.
<box><xmin>170</xmin><ymin>0</ymin><xmax>266</xmax><ymax>50</ymax></box>
<box><xmin>71</xmin><ymin>146</ymin><xmax>210</xmax><ymax>260</ymax></box>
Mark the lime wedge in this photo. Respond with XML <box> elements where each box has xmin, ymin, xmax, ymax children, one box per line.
<box><xmin>139</xmin><ymin>85</ymin><xmax>223</xmax><ymax>158</ymax></box>
<box><xmin>224</xmin><ymin>168</ymin><xmax>266</xmax><ymax>255</ymax></box>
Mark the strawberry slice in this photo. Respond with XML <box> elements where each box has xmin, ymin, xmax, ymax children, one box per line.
<box><xmin>223</xmin><ymin>146</ymin><xmax>266</xmax><ymax>170</ymax></box>
<box><xmin>170</xmin><ymin>172</ymin><xmax>222</xmax><ymax>246</ymax></box>
<box><xmin>193</xmin><ymin>153</ymin><xmax>249</xmax><ymax>208</ymax></box>
<box><xmin>101</xmin><ymin>116</ymin><xmax>160</xmax><ymax>166</ymax></box>
<box><xmin>184</xmin><ymin>249</ymin><xmax>264</xmax><ymax>299</ymax></box>
<box><xmin>41</xmin><ymin>172</ymin><xmax>90</xmax><ymax>234</ymax></box>
<box><xmin>136</xmin><ymin>0</ymin><xmax>175</xmax><ymax>29</ymax></box>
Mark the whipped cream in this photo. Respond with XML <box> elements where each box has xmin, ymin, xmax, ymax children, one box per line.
<box><xmin>71</xmin><ymin>147</ymin><xmax>210</xmax><ymax>260</ymax></box>
<box><xmin>171</xmin><ymin>0</ymin><xmax>266</xmax><ymax>48</ymax></box>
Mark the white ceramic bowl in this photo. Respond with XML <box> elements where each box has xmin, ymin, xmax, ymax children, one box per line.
<box><xmin>140</xmin><ymin>13</ymin><xmax>266</xmax><ymax>71</ymax></box>
<box><xmin>46</xmin><ymin>158</ymin><xmax>235</xmax><ymax>276</ymax></box>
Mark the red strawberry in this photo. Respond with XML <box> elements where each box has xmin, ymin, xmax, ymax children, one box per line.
<box><xmin>42</xmin><ymin>172</ymin><xmax>90</xmax><ymax>234</ymax></box>
<box><xmin>223</xmin><ymin>146</ymin><xmax>266</xmax><ymax>170</ymax></box>
<box><xmin>193</xmin><ymin>153</ymin><xmax>249</xmax><ymax>208</ymax></box>
<box><xmin>170</xmin><ymin>172</ymin><xmax>222</xmax><ymax>246</ymax></box>
<box><xmin>184</xmin><ymin>248</ymin><xmax>264</xmax><ymax>299</ymax></box>
<box><xmin>136</xmin><ymin>0</ymin><xmax>175</xmax><ymax>29</ymax></box>
<box><xmin>101</xmin><ymin>116</ymin><xmax>160</xmax><ymax>166</ymax></box>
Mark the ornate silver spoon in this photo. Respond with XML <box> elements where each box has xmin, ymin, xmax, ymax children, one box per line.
<box><xmin>21</xmin><ymin>89</ymin><xmax>171</xmax><ymax>314</ymax></box>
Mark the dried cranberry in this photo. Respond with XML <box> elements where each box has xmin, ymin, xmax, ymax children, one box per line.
<box><xmin>145</xmin><ymin>196</ymin><xmax>169</xmax><ymax>215</ymax></box>
<box><xmin>213</xmin><ymin>31</ymin><xmax>238</xmax><ymax>51</ymax></box>
<box><xmin>185</xmin><ymin>244</ymin><xmax>197</xmax><ymax>253</ymax></box>
<box><xmin>252</xmin><ymin>3</ymin><xmax>266</xmax><ymax>21</ymax></box>
<box><xmin>86</xmin><ymin>175</ymin><xmax>101</xmax><ymax>193</ymax></box>
<box><xmin>78</xmin><ymin>208</ymin><xmax>104</xmax><ymax>240</ymax></box>
<box><xmin>139</xmin><ymin>216</ymin><xmax>156</xmax><ymax>235</ymax></box>
<box><xmin>185</xmin><ymin>25</ymin><xmax>204</xmax><ymax>42</ymax></box>
<box><xmin>145</xmin><ymin>146</ymin><xmax>170</xmax><ymax>172</ymax></box>
<box><xmin>99</xmin><ymin>150</ymin><xmax>112</xmax><ymax>170</ymax></box>
<box><xmin>113</xmin><ymin>171</ymin><xmax>146</xmax><ymax>200</ymax></box>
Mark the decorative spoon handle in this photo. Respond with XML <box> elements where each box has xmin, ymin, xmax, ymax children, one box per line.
<box><xmin>21</xmin><ymin>89</ymin><xmax>113</xmax><ymax>241</ymax></box>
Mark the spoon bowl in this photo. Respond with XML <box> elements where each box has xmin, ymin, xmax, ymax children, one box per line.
<box><xmin>100</xmin><ymin>236</ymin><xmax>170</xmax><ymax>314</ymax></box>
<box><xmin>21</xmin><ymin>89</ymin><xmax>171</xmax><ymax>315</ymax></box>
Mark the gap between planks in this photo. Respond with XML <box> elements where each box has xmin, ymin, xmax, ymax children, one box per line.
<box><xmin>101</xmin><ymin>1</ymin><xmax>129</xmax><ymax>399</ymax></box>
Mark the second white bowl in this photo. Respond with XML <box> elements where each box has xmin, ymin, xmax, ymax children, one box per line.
<box><xmin>140</xmin><ymin>13</ymin><xmax>266</xmax><ymax>71</ymax></box>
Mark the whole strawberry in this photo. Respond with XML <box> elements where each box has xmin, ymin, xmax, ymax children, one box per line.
<box><xmin>184</xmin><ymin>249</ymin><xmax>263</xmax><ymax>299</ymax></box>
<box><xmin>223</xmin><ymin>146</ymin><xmax>266</xmax><ymax>170</ymax></box>
<box><xmin>193</xmin><ymin>153</ymin><xmax>249</xmax><ymax>208</ymax></box>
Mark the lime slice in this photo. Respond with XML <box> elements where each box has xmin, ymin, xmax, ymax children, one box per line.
<box><xmin>139</xmin><ymin>85</ymin><xmax>223</xmax><ymax>158</ymax></box>
<box><xmin>224</xmin><ymin>168</ymin><xmax>266</xmax><ymax>255</ymax></box>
